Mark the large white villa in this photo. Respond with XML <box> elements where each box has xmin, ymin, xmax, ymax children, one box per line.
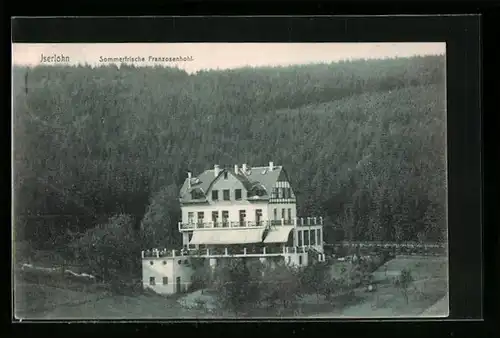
<box><xmin>142</xmin><ymin>162</ymin><xmax>325</xmax><ymax>294</ymax></box>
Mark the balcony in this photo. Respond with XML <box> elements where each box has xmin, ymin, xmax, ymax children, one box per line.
<box><xmin>187</xmin><ymin>246</ymin><xmax>308</xmax><ymax>258</ymax></box>
<box><xmin>179</xmin><ymin>217</ymin><xmax>323</xmax><ymax>231</ymax></box>
<box><xmin>142</xmin><ymin>246</ymin><xmax>310</xmax><ymax>259</ymax></box>
<box><xmin>142</xmin><ymin>248</ymin><xmax>189</xmax><ymax>259</ymax></box>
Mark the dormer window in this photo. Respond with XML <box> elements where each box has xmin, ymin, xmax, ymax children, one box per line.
<box><xmin>223</xmin><ymin>171</ymin><xmax>228</xmax><ymax>180</ymax></box>
<box><xmin>255</xmin><ymin>188</ymin><xmax>266</xmax><ymax>197</ymax></box>
<box><xmin>248</xmin><ymin>184</ymin><xmax>267</xmax><ymax>198</ymax></box>
<box><xmin>191</xmin><ymin>188</ymin><xmax>205</xmax><ymax>200</ymax></box>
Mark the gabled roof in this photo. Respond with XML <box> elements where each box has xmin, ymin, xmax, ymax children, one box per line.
<box><xmin>179</xmin><ymin>165</ymin><xmax>287</xmax><ymax>203</ymax></box>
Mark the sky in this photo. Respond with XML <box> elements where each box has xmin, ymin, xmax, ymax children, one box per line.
<box><xmin>12</xmin><ymin>43</ymin><xmax>445</xmax><ymax>74</ymax></box>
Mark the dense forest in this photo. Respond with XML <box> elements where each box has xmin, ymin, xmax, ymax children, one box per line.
<box><xmin>13</xmin><ymin>55</ymin><xmax>447</xmax><ymax>260</ymax></box>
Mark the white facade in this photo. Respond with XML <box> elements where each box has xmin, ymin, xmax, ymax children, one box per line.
<box><xmin>141</xmin><ymin>162</ymin><xmax>326</xmax><ymax>295</ymax></box>
<box><xmin>141</xmin><ymin>250</ymin><xmax>195</xmax><ymax>295</ymax></box>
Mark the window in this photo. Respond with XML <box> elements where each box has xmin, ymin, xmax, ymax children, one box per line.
<box><xmin>278</xmin><ymin>187</ymin><xmax>283</xmax><ymax>198</ymax></box>
<box><xmin>256</xmin><ymin>187</ymin><xmax>266</xmax><ymax>197</ymax></box>
<box><xmin>304</xmin><ymin>230</ymin><xmax>310</xmax><ymax>246</ymax></box>
<box><xmin>311</xmin><ymin>229</ymin><xmax>316</xmax><ymax>245</ymax></box>
<box><xmin>187</xmin><ymin>212</ymin><xmax>194</xmax><ymax>224</ymax></box>
<box><xmin>222</xmin><ymin>210</ymin><xmax>229</xmax><ymax>226</ymax></box>
<box><xmin>212</xmin><ymin>211</ymin><xmax>219</xmax><ymax>225</ymax></box>
<box><xmin>212</xmin><ymin>190</ymin><xmax>219</xmax><ymax>201</ymax></box>
<box><xmin>239</xmin><ymin>210</ymin><xmax>246</xmax><ymax>226</ymax></box>
<box><xmin>271</xmin><ymin>187</ymin><xmax>278</xmax><ymax>199</ymax></box>
<box><xmin>197</xmin><ymin>212</ymin><xmax>204</xmax><ymax>224</ymax></box>
<box><xmin>273</xmin><ymin>208</ymin><xmax>277</xmax><ymax>220</ymax></box>
<box><xmin>163</xmin><ymin>277</ymin><xmax>168</xmax><ymax>285</ymax></box>
<box><xmin>286</xmin><ymin>188</ymin><xmax>292</xmax><ymax>199</ymax></box>
<box><xmin>287</xmin><ymin>208</ymin><xmax>292</xmax><ymax>222</ymax></box>
<box><xmin>149</xmin><ymin>277</ymin><xmax>156</xmax><ymax>285</ymax></box>
<box><xmin>235</xmin><ymin>189</ymin><xmax>242</xmax><ymax>200</ymax></box>
<box><xmin>223</xmin><ymin>189</ymin><xmax>230</xmax><ymax>200</ymax></box>
<box><xmin>223</xmin><ymin>171</ymin><xmax>228</xmax><ymax>179</ymax></box>
<box><xmin>255</xmin><ymin>209</ymin><xmax>262</xmax><ymax>225</ymax></box>
<box><xmin>281</xmin><ymin>209</ymin><xmax>286</xmax><ymax>221</ymax></box>
<box><xmin>317</xmin><ymin>229</ymin><xmax>321</xmax><ymax>245</ymax></box>
<box><xmin>299</xmin><ymin>256</ymin><xmax>303</xmax><ymax>265</ymax></box>
<box><xmin>191</xmin><ymin>189</ymin><xmax>204</xmax><ymax>199</ymax></box>
<box><xmin>298</xmin><ymin>231</ymin><xmax>303</xmax><ymax>246</ymax></box>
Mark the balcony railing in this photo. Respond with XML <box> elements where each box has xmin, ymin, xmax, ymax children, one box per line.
<box><xmin>142</xmin><ymin>248</ymin><xmax>189</xmax><ymax>259</ymax></box>
<box><xmin>179</xmin><ymin>216</ymin><xmax>323</xmax><ymax>230</ymax></box>
<box><xmin>142</xmin><ymin>245</ymin><xmax>312</xmax><ymax>259</ymax></box>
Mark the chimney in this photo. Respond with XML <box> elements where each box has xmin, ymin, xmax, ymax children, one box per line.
<box><xmin>214</xmin><ymin>164</ymin><xmax>220</xmax><ymax>177</ymax></box>
<box><xmin>269</xmin><ymin>161</ymin><xmax>274</xmax><ymax>171</ymax></box>
<box><xmin>187</xmin><ymin>172</ymin><xmax>192</xmax><ymax>188</ymax></box>
<box><xmin>234</xmin><ymin>164</ymin><xmax>239</xmax><ymax>173</ymax></box>
<box><xmin>242</xmin><ymin>163</ymin><xmax>247</xmax><ymax>172</ymax></box>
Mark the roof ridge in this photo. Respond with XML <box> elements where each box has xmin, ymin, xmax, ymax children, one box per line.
<box><xmin>180</xmin><ymin>164</ymin><xmax>285</xmax><ymax>202</ymax></box>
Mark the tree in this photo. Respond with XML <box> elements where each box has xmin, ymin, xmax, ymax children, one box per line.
<box><xmin>260</xmin><ymin>261</ymin><xmax>302</xmax><ymax>314</ymax></box>
<box><xmin>245</xmin><ymin>259</ymin><xmax>265</xmax><ymax>307</ymax></box>
<box><xmin>188</xmin><ymin>258</ymin><xmax>211</xmax><ymax>292</ymax></box>
<box><xmin>299</xmin><ymin>262</ymin><xmax>331</xmax><ymax>303</ymax></box>
<box><xmin>13</xmin><ymin>56</ymin><xmax>447</xmax><ymax>255</ymax></box>
<box><xmin>140</xmin><ymin>184</ymin><xmax>181</xmax><ymax>248</ymax></box>
<box><xmin>339</xmin><ymin>205</ymin><xmax>356</xmax><ymax>255</ymax></box>
<box><xmin>212</xmin><ymin>259</ymin><xmax>252</xmax><ymax>315</ymax></box>
<box><xmin>394</xmin><ymin>268</ymin><xmax>414</xmax><ymax>304</ymax></box>
<box><xmin>70</xmin><ymin>214</ymin><xmax>139</xmax><ymax>286</ymax></box>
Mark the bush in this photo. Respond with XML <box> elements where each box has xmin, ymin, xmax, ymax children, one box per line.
<box><xmin>212</xmin><ymin>259</ymin><xmax>253</xmax><ymax>314</ymax></box>
<box><xmin>210</xmin><ymin>259</ymin><xmax>305</xmax><ymax>315</ymax></box>
<box><xmin>299</xmin><ymin>262</ymin><xmax>331</xmax><ymax>302</ymax></box>
<box><xmin>260</xmin><ymin>262</ymin><xmax>302</xmax><ymax>311</ymax></box>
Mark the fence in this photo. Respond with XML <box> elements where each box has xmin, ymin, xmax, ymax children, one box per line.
<box><xmin>324</xmin><ymin>241</ymin><xmax>447</xmax><ymax>257</ymax></box>
<box><xmin>142</xmin><ymin>246</ymin><xmax>310</xmax><ymax>259</ymax></box>
<box><xmin>179</xmin><ymin>217</ymin><xmax>324</xmax><ymax>230</ymax></box>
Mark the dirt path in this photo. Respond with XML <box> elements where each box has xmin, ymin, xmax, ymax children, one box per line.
<box><xmin>420</xmin><ymin>294</ymin><xmax>449</xmax><ymax>317</ymax></box>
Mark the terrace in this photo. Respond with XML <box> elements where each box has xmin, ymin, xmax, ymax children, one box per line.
<box><xmin>178</xmin><ymin>217</ymin><xmax>323</xmax><ymax>231</ymax></box>
<box><xmin>141</xmin><ymin>246</ymin><xmax>309</xmax><ymax>259</ymax></box>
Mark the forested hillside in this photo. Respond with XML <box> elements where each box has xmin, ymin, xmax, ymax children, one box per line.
<box><xmin>13</xmin><ymin>55</ymin><xmax>447</xmax><ymax>255</ymax></box>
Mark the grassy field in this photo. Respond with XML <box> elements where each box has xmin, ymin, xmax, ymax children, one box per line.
<box><xmin>27</xmin><ymin>294</ymin><xmax>211</xmax><ymax>320</ymax></box>
<box><xmin>15</xmin><ymin>283</ymin><xmax>211</xmax><ymax>320</ymax></box>
<box><xmin>308</xmin><ymin>255</ymin><xmax>449</xmax><ymax>318</ymax></box>
<box><xmin>372</xmin><ymin>255</ymin><xmax>448</xmax><ymax>283</ymax></box>
<box><xmin>14</xmin><ymin>282</ymin><xmax>110</xmax><ymax>319</ymax></box>
<box><xmin>15</xmin><ymin>255</ymin><xmax>448</xmax><ymax>319</ymax></box>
